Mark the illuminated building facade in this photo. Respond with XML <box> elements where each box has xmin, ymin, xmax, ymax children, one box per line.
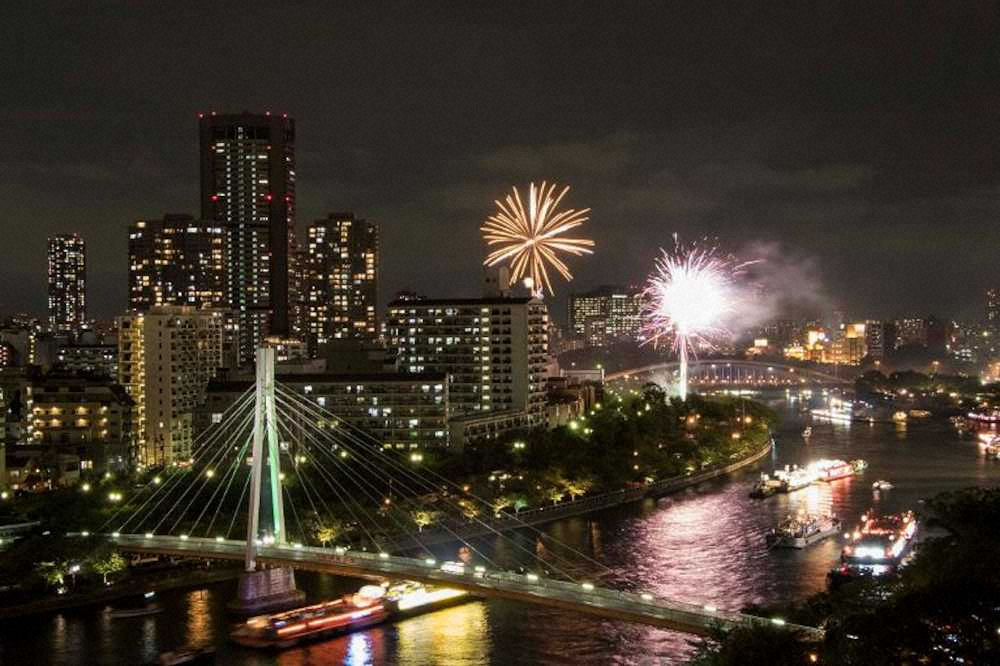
<box><xmin>197</xmin><ymin>371</ymin><xmax>449</xmax><ymax>449</ymax></box>
<box><xmin>386</xmin><ymin>297</ymin><xmax>549</xmax><ymax>426</ymax></box>
<box><xmin>988</xmin><ymin>288</ymin><xmax>1000</xmax><ymax>325</ymax></box>
<box><xmin>306</xmin><ymin>213</ymin><xmax>379</xmax><ymax>354</ymax></box>
<box><xmin>200</xmin><ymin>112</ymin><xmax>296</xmax><ymax>364</ymax></box>
<box><xmin>117</xmin><ymin>306</ymin><xmax>226</xmax><ymax>466</ymax></box>
<box><xmin>865</xmin><ymin>320</ymin><xmax>896</xmax><ymax>361</ymax></box>
<box><xmin>47</xmin><ymin>234</ymin><xmax>87</xmax><ymax>335</ymax></box>
<box><xmin>568</xmin><ymin>286</ymin><xmax>643</xmax><ymax>346</ymax></box>
<box><xmin>128</xmin><ymin>214</ymin><xmax>225</xmax><ymax>311</ymax></box>
<box><xmin>28</xmin><ymin>372</ymin><xmax>132</xmax><ymax>472</ymax></box>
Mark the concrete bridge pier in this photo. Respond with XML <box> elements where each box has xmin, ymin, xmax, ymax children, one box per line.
<box><xmin>227</xmin><ymin>566</ymin><xmax>305</xmax><ymax>615</ymax></box>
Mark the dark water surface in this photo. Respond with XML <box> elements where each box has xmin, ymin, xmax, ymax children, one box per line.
<box><xmin>4</xmin><ymin>397</ymin><xmax>997</xmax><ymax>665</ymax></box>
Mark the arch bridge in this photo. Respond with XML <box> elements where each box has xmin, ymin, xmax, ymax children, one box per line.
<box><xmin>607</xmin><ymin>359</ymin><xmax>852</xmax><ymax>389</ymax></box>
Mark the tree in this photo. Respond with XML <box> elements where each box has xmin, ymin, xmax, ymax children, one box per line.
<box><xmin>92</xmin><ymin>552</ymin><xmax>126</xmax><ymax>585</ymax></box>
<box><xmin>492</xmin><ymin>495</ymin><xmax>513</xmax><ymax>517</ymax></box>
<box><xmin>314</xmin><ymin>519</ymin><xmax>345</xmax><ymax>547</ymax></box>
<box><xmin>457</xmin><ymin>498</ymin><xmax>479</xmax><ymax>520</ymax></box>
<box><xmin>412</xmin><ymin>510</ymin><xmax>438</xmax><ymax>531</ymax></box>
<box><xmin>35</xmin><ymin>560</ymin><xmax>70</xmax><ymax>589</ymax></box>
<box><xmin>690</xmin><ymin>626</ymin><xmax>813</xmax><ymax>666</ymax></box>
<box><xmin>563</xmin><ymin>477</ymin><xmax>594</xmax><ymax>501</ymax></box>
<box><xmin>548</xmin><ymin>487</ymin><xmax>565</xmax><ymax>505</ymax></box>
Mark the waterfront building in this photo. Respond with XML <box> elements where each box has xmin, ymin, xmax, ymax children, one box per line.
<box><xmin>47</xmin><ymin>234</ymin><xmax>87</xmax><ymax>336</ymax></box>
<box><xmin>197</xmin><ymin>370</ymin><xmax>449</xmax><ymax>449</ymax></box>
<box><xmin>386</xmin><ymin>296</ymin><xmax>549</xmax><ymax>432</ymax></box>
<box><xmin>200</xmin><ymin>112</ymin><xmax>296</xmax><ymax>364</ymax></box>
<box><xmin>128</xmin><ymin>214</ymin><xmax>225</xmax><ymax>311</ymax></box>
<box><xmin>305</xmin><ymin>213</ymin><xmax>379</xmax><ymax>354</ymax></box>
<box><xmin>865</xmin><ymin>320</ymin><xmax>896</xmax><ymax>361</ymax></box>
<box><xmin>568</xmin><ymin>286</ymin><xmax>643</xmax><ymax>346</ymax></box>
<box><xmin>28</xmin><ymin>371</ymin><xmax>132</xmax><ymax>472</ymax></box>
<box><xmin>117</xmin><ymin>306</ymin><xmax>226</xmax><ymax>466</ymax></box>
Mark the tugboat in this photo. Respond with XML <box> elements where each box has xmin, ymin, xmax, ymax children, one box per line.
<box><xmin>767</xmin><ymin>513</ymin><xmax>842</xmax><ymax>549</ymax></box>
<box><xmin>749</xmin><ymin>473</ymin><xmax>783</xmax><ymax>499</ymax></box>
<box><xmin>830</xmin><ymin>510</ymin><xmax>918</xmax><ymax>583</ymax></box>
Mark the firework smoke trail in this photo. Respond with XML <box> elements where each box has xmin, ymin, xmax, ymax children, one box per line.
<box><xmin>481</xmin><ymin>182</ymin><xmax>595</xmax><ymax>296</ymax></box>
<box><xmin>642</xmin><ymin>237</ymin><xmax>754</xmax><ymax>400</ymax></box>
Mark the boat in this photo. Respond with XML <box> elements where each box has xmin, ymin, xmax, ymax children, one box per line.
<box><xmin>232</xmin><ymin>585</ymin><xmax>388</xmax><ymax>648</ymax></box>
<box><xmin>809</xmin><ymin>459</ymin><xmax>855</xmax><ymax>482</ymax></box>
<box><xmin>802</xmin><ymin>426</ymin><xmax>812</xmax><ymax>438</ymax></box>
<box><xmin>850</xmin><ymin>459</ymin><xmax>868</xmax><ymax>473</ymax></box>
<box><xmin>231</xmin><ymin>582</ymin><xmax>469</xmax><ymax>649</ymax></box>
<box><xmin>107</xmin><ymin>591</ymin><xmax>162</xmax><ymax>618</ymax></box>
<box><xmin>834</xmin><ymin>510</ymin><xmax>918</xmax><ymax>579</ymax></box>
<box><xmin>157</xmin><ymin>647</ymin><xmax>216</xmax><ymax>665</ymax></box>
<box><xmin>749</xmin><ymin>474</ymin><xmax>783</xmax><ymax>498</ymax></box>
<box><xmin>872</xmin><ymin>480</ymin><xmax>893</xmax><ymax>491</ymax></box>
<box><xmin>773</xmin><ymin>466</ymin><xmax>816</xmax><ymax>493</ymax></box>
<box><xmin>892</xmin><ymin>411</ymin><xmax>908</xmax><ymax>423</ymax></box>
<box><xmin>767</xmin><ymin>513</ymin><xmax>841</xmax><ymax>549</ymax></box>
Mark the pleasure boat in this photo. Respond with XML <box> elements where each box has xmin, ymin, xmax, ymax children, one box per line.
<box><xmin>767</xmin><ymin>513</ymin><xmax>841</xmax><ymax>549</ymax></box>
<box><xmin>809</xmin><ymin>459</ymin><xmax>855</xmax><ymax>482</ymax></box>
<box><xmin>872</xmin><ymin>480</ymin><xmax>893</xmax><ymax>491</ymax></box>
<box><xmin>833</xmin><ymin>510</ymin><xmax>918</xmax><ymax>580</ymax></box>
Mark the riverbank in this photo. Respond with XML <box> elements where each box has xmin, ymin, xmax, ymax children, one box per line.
<box><xmin>0</xmin><ymin>565</ymin><xmax>242</xmax><ymax>620</ymax></box>
<box><xmin>392</xmin><ymin>438</ymin><xmax>773</xmax><ymax>550</ymax></box>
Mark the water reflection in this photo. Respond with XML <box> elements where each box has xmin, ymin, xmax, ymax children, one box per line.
<box><xmin>394</xmin><ymin>602</ymin><xmax>489</xmax><ymax>665</ymax></box>
<box><xmin>185</xmin><ymin>588</ymin><xmax>212</xmax><ymax>645</ymax></box>
<box><xmin>7</xmin><ymin>398</ymin><xmax>1000</xmax><ymax>665</ymax></box>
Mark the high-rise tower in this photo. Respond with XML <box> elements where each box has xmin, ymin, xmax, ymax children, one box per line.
<box><xmin>199</xmin><ymin>112</ymin><xmax>295</xmax><ymax>364</ymax></box>
<box><xmin>305</xmin><ymin>213</ymin><xmax>379</xmax><ymax>353</ymax></box>
<box><xmin>128</xmin><ymin>214</ymin><xmax>225</xmax><ymax>311</ymax></box>
<box><xmin>47</xmin><ymin>234</ymin><xmax>87</xmax><ymax>335</ymax></box>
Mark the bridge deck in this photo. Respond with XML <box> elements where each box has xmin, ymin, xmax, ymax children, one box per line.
<box><xmin>114</xmin><ymin>535</ymin><xmax>823</xmax><ymax>640</ymax></box>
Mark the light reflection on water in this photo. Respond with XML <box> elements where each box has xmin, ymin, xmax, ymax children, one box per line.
<box><xmin>4</xmin><ymin>398</ymin><xmax>999</xmax><ymax>665</ymax></box>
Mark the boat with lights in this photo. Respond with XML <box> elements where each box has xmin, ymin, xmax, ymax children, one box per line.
<box><xmin>773</xmin><ymin>466</ymin><xmax>816</xmax><ymax>493</ymax></box>
<box><xmin>833</xmin><ymin>510</ymin><xmax>918</xmax><ymax>580</ymax></box>
<box><xmin>810</xmin><ymin>458</ymin><xmax>855</xmax><ymax>482</ymax></box>
<box><xmin>230</xmin><ymin>582</ymin><xmax>469</xmax><ymax>649</ymax></box>
<box><xmin>749</xmin><ymin>473</ymin><xmax>783</xmax><ymax>498</ymax></box>
<box><xmin>766</xmin><ymin>513</ymin><xmax>841</xmax><ymax>549</ymax></box>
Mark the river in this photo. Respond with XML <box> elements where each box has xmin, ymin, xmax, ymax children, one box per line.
<box><xmin>4</xmin><ymin>394</ymin><xmax>998</xmax><ymax>665</ymax></box>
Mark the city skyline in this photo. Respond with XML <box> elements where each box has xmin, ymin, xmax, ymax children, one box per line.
<box><xmin>4</xmin><ymin>5</ymin><xmax>1000</xmax><ymax>322</ymax></box>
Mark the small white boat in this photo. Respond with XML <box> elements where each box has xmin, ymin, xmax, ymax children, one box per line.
<box><xmin>872</xmin><ymin>480</ymin><xmax>893</xmax><ymax>491</ymax></box>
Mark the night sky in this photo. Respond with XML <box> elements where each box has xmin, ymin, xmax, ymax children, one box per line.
<box><xmin>3</xmin><ymin>3</ymin><xmax>999</xmax><ymax>323</ymax></box>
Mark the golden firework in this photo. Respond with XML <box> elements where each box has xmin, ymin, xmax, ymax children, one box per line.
<box><xmin>481</xmin><ymin>181</ymin><xmax>594</xmax><ymax>295</ymax></box>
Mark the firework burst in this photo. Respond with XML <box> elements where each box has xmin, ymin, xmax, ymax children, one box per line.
<box><xmin>642</xmin><ymin>237</ymin><xmax>753</xmax><ymax>399</ymax></box>
<box><xmin>481</xmin><ymin>181</ymin><xmax>594</xmax><ymax>295</ymax></box>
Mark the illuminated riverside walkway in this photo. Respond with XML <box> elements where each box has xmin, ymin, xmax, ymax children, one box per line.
<box><xmin>113</xmin><ymin>534</ymin><xmax>823</xmax><ymax>639</ymax></box>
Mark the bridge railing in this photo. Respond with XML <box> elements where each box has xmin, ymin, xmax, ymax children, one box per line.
<box><xmin>110</xmin><ymin>534</ymin><xmax>822</xmax><ymax>639</ymax></box>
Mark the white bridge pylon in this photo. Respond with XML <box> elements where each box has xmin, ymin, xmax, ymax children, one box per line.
<box><xmin>245</xmin><ymin>346</ymin><xmax>287</xmax><ymax>571</ymax></box>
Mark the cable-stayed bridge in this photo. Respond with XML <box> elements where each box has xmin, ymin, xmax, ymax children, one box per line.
<box><xmin>97</xmin><ymin>347</ymin><xmax>822</xmax><ymax>639</ymax></box>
